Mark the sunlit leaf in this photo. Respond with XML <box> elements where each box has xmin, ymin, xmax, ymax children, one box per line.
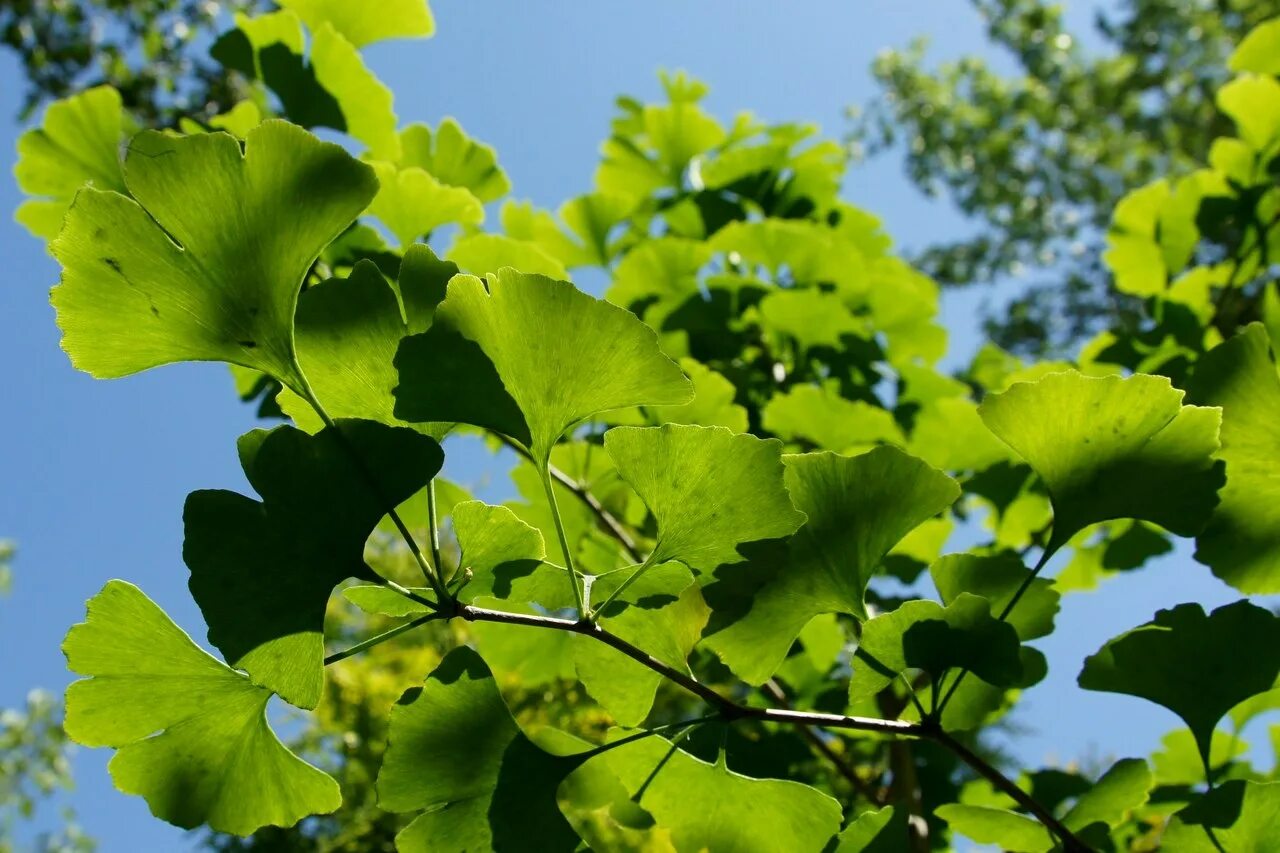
<box><xmin>396</xmin><ymin>270</ymin><xmax>691</xmax><ymax>461</ymax></box>
<box><xmin>978</xmin><ymin>371</ymin><xmax>1223</xmax><ymax>554</ymax></box>
<box><xmin>63</xmin><ymin>581</ymin><xmax>340</xmax><ymax>834</ymax></box>
<box><xmin>51</xmin><ymin>121</ymin><xmax>376</xmax><ymax>390</ymax></box>
<box><xmin>277</xmin><ymin>0</ymin><xmax>434</xmax><ymax>46</ymax></box>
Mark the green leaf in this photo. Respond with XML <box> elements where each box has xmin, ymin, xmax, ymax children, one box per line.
<box><xmin>308</xmin><ymin>23</ymin><xmax>401</xmax><ymax>158</ymax></box>
<box><xmin>601</xmin><ymin>731</ymin><xmax>843</xmax><ymax>852</ymax></box>
<box><xmin>606</xmin><ymin>236</ymin><xmax>710</xmax><ymax>318</ymax></box>
<box><xmin>703</xmin><ymin>447</ymin><xmax>959</xmax><ymax>683</ymax></box>
<box><xmin>50</xmin><ymin>121</ymin><xmax>377</xmax><ymax>390</ymax></box>
<box><xmin>368</xmin><ymin>162</ymin><xmax>484</xmax><ymax>247</ymax></box>
<box><xmin>930</xmin><ymin>552</ymin><xmax>1059</xmax><ymax>640</ymax></box>
<box><xmin>756</xmin><ymin>289</ymin><xmax>861</xmax><ymax>351</ymax></box>
<box><xmin>184</xmin><ymin>420</ymin><xmax>442</xmax><ymax>708</ymax></box>
<box><xmin>396</xmin><ymin>270</ymin><xmax>692</xmax><ymax>462</ymax></box>
<box><xmin>63</xmin><ymin>581</ymin><xmax>340</xmax><ymax>834</ymax></box>
<box><xmin>934</xmin><ymin>804</ymin><xmax>1052</xmax><ymax>852</ymax></box>
<box><xmin>833</xmin><ymin>806</ymin><xmax>905</xmax><ymax>852</ymax></box>
<box><xmin>278</xmin><ymin>248</ymin><xmax>456</xmax><ymax>439</ymax></box>
<box><xmin>1231</xmin><ymin>18</ymin><xmax>1280</xmax><ymax>74</ymax></box>
<box><xmin>1078</xmin><ymin>601</ymin><xmax>1280</xmax><ymax>765</ymax></box>
<box><xmin>978</xmin><ymin>371</ymin><xmax>1223</xmax><ymax>554</ymax></box>
<box><xmin>1217</xmin><ymin>74</ymin><xmax>1280</xmax><ymax>154</ymax></box>
<box><xmin>642</xmin><ymin>358</ymin><xmax>748</xmax><ymax>432</ymax></box>
<box><xmin>1061</xmin><ymin>757</ymin><xmax>1151</xmax><ymax>833</ymax></box>
<box><xmin>574</xmin><ymin>563</ymin><xmax>708</xmax><ymax>726</ymax></box>
<box><xmin>762</xmin><ymin>386</ymin><xmax>904</xmax><ymax>452</ymax></box>
<box><xmin>1187</xmin><ymin>324</ymin><xmax>1280</xmax><ymax>593</ymax></box>
<box><xmin>603</xmin><ymin>424</ymin><xmax>806</xmax><ymax>572</ymax></box>
<box><xmin>1161</xmin><ymin>780</ymin><xmax>1280</xmax><ymax>851</ymax></box>
<box><xmin>400</xmin><ymin>118</ymin><xmax>510</xmax><ymax>202</ymax></box>
<box><xmin>908</xmin><ymin>397</ymin><xmax>1012</xmax><ymax>472</ymax></box>
<box><xmin>276</xmin><ymin>0</ymin><xmax>434</xmax><ymax>46</ymax></box>
<box><xmin>14</xmin><ymin>86</ymin><xmax>130</xmax><ymax>239</ymax></box>
<box><xmin>848</xmin><ymin>594</ymin><xmax>1024</xmax><ymax>704</ymax></box>
<box><xmin>378</xmin><ymin>647</ymin><xmax>590</xmax><ymax>852</ymax></box>
<box><xmin>452</xmin><ymin>500</ymin><xmax>548</xmax><ymax>599</ymax></box>
<box><xmin>447</xmin><ymin>233</ymin><xmax>568</xmax><ymax>279</ymax></box>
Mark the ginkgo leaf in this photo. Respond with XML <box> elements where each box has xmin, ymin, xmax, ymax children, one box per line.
<box><xmin>395</xmin><ymin>270</ymin><xmax>692</xmax><ymax>462</ymax></box>
<box><xmin>368</xmin><ymin>162</ymin><xmax>484</xmax><ymax>247</ymax></box>
<box><xmin>63</xmin><ymin>581</ymin><xmax>340</xmax><ymax>835</ymax></box>
<box><xmin>606</xmin><ymin>236</ymin><xmax>709</xmax><ymax>317</ymax></box>
<box><xmin>452</xmin><ymin>500</ymin><xmax>548</xmax><ymax>598</ymax></box>
<box><xmin>930</xmin><ymin>552</ymin><xmax>1059</xmax><ymax>640</ymax></box>
<box><xmin>978</xmin><ymin>371</ymin><xmax>1223</xmax><ymax>554</ymax></box>
<box><xmin>448</xmin><ymin>233</ymin><xmax>568</xmax><ymax>278</ymax></box>
<box><xmin>762</xmin><ymin>385</ymin><xmax>904</xmax><ymax>452</ymax></box>
<box><xmin>833</xmin><ymin>806</ymin><xmax>905</xmax><ymax>852</ymax></box>
<box><xmin>934</xmin><ymin>805</ymin><xmax>1052</xmax><ymax>852</ymax></box>
<box><xmin>574</xmin><ymin>563</ymin><xmax>709</xmax><ymax>726</ymax></box>
<box><xmin>1231</xmin><ymin>17</ymin><xmax>1280</xmax><ymax>74</ymax></box>
<box><xmin>14</xmin><ymin>86</ymin><xmax>130</xmax><ymax>239</ymax></box>
<box><xmin>848</xmin><ymin>594</ymin><xmax>1024</xmax><ymax>704</ymax></box>
<box><xmin>1160</xmin><ymin>780</ymin><xmax>1280</xmax><ymax>851</ymax></box>
<box><xmin>704</xmin><ymin>447</ymin><xmax>958</xmax><ymax>684</ymax></box>
<box><xmin>378</xmin><ymin>647</ymin><xmax>591</xmax><ymax>852</ymax></box>
<box><xmin>400</xmin><ymin>118</ymin><xmax>510</xmax><ymax>202</ymax></box>
<box><xmin>757</xmin><ymin>288</ymin><xmax>862</xmax><ymax>351</ymax></box>
<box><xmin>603</xmin><ymin>424</ymin><xmax>806</xmax><ymax>572</ymax></box>
<box><xmin>1187</xmin><ymin>324</ymin><xmax>1280</xmax><ymax>593</ymax></box>
<box><xmin>184</xmin><ymin>420</ymin><xmax>442</xmax><ymax>709</ymax></box>
<box><xmin>1217</xmin><ymin>74</ymin><xmax>1280</xmax><ymax>154</ymax></box>
<box><xmin>601</xmin><ymin>730</ymin><xmax>843</xmax><ymax>852</ymax></box>
<box><xmin>276</xmin><ymin>0</ymin><xmax>434</xmax><ymax>47</ymax></box>
<box><xmin>641</xmin><ymin>358</ymin><xmax>748</xmax><ymax>432</ymax></box>
<box><xmin>50</xmin><ymin>121</ymin><xmax>376</xmax><ymax>390</ymax></box>
<box><xmin>1060</xmin><ymin>757</ymin><xmax>1152</xmax><ymax>834</ymax></box>
<box><xmin>1078</xmin><ymin>601</ymin><xmax>1280</xmax><ymax>766</ymax></box>
<box><xmin>277</xmin><ymin>248</ymin><xmax>456</xmax><ymax>439</ymax></box>
<box><xmin>908</xmin><ymin>397</ymin><xmax>1012</xmax><ymax>472</ymax></box>
<box><xmin>216</xmin><ymin>12</ymin><xmax>400</xmax><ymax>159</ymax></box>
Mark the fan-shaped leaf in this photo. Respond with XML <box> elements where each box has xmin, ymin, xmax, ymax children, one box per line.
<box><xmin>51</xmin><ymin>121</ymin><xmax>376</xmax><ymax>389</ymax></box>
<box><xmin>63</xmin><ymin>581</ymin><xmax>340</xmax><ymax>835</ymax></box>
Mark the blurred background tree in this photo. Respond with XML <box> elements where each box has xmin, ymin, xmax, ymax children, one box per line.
<box><xmin>852</xmin><ymin>0</ymin><xmax>1276</xmax><ymax>355</ymax></box>
<box><xmin>0</xmin><ymin>0</ymin><xmax>261</xmax><ymax>123</ymax></box>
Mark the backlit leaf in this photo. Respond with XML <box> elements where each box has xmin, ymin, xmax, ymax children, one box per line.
<box><xmin>396</xmin><ymin>270</ymin><xmax>692</xmax><ymax>462</ymax></box>
<box><xmin>978</xmin><ymin>371</ymin><xmax>1223</xmax><ymax>554</ymax></box>
<box><xmin>63</xmin><ymin>581</ymin><xmax>340</xmax><ymax>835</ymax></box>
<box><xmin>1187</xmin><ymin>324</ymin><xmax>1280</xmax><ymax>593</ymax></box>
<box><xmin>277</xmin><ymin>0</ymin><xmax>434</xmax><ymax>46</ymax></box>
<box><xmin>51</xmin><ymin>121</ymin><xmax>376</xmax><ymax>390</ymax></box>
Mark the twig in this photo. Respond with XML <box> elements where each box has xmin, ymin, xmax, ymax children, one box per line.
<box><xmin>454</xmin><ymin>602</ymin><xmax>1089</xmax><ymax>851</ymax></box>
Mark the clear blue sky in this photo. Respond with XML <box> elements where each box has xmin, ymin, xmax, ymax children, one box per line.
<box><xmin>0</xmin><ymin>1</ymin><xmax>1266</xmax><ymax>850</ymax></box>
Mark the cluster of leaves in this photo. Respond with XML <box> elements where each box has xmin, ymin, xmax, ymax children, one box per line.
<box><xmin>853</xmin><ymin>0</ymin><xmax>1274</xmax><ymax>355</ymax></box>
<box><xmin>12</xmin><ymin>1</ymin><xmax>1280</xmax><ymax>850</ymax></box>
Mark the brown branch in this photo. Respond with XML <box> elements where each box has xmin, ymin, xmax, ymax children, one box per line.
<box><xmin>454</xmin><ymin>603</ymin><xmax>1088</xmax><ymax>851</ymax></box>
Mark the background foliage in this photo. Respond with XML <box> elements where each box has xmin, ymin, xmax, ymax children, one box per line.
<box><xmin>5</xmin><ymin>1</ymin><xmax>1280</xmax><ymax>851</ymax></box>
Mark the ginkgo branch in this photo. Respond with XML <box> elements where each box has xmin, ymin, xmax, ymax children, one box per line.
<box><xmin>324</xmin><ymin>612</ymin><xmax>445</xmax><ymax>666</ymax></box>
<box><xmin>452</xmin><ymin>602</ymin><xmax>1088</xmax><ymax>851</ymax></box>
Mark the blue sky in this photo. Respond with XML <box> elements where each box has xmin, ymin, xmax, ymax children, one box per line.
<box><xmin>0</xmin><ymin>1</ymin><xmax>1266</xmax><ymax>849</ymax></box>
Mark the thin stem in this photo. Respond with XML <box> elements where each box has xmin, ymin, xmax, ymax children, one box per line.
<box><xmin>498</xmin><ymin>434</ymin><xmax>642</xmax><ymax>562</ymax></box>
<box><xmin>291</xmin><ymin>360</ymin><xmax>450</xmax><ymax>603</ymax></box>
<box><xmin>932</xmin><ymin>729</ymin><xmax>1089</xmax><ymax>852</ymax></box>
<box><xmin>425</xmin><ymin>479</ymin><xmax>445</xmax><ymax>581</ymax></box>
<box><xmin>581</xmin><ymin>714</ymin><xmax>720</xmax><ymax>760</ymax></box>
<box><xmin>934</xmin><ymin>546</ymin><xmax>1055</xmax><ymax>717</ymax></box>
<box><xmin>634</xmin><ymin>724</ymin><xmax>702</xmax><ymax>801</ymax></box>
<box><xmin>324</xmin><ymin>612</ymin><xmax>443</xmax><ymax>666</ymax></box>
<box><xmin>591</xmin><ymin>554</ymin><xmax>655</xmax><ymax>620</ymax></box>
<box><xmin>539</xmin><ymin>465</ymin><xmax>586</xmax><ymax>618</ymax></box>
<box><xmin>453</xmin><ymin>602</ymin><xmax>1087</xmax><ymax>850</ymax></box>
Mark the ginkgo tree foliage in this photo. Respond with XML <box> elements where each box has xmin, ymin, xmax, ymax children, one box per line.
<box><xmin>13</xmin><ymin>2</ymin><xmax>1280</xmax><ymax>850</ymax></box>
